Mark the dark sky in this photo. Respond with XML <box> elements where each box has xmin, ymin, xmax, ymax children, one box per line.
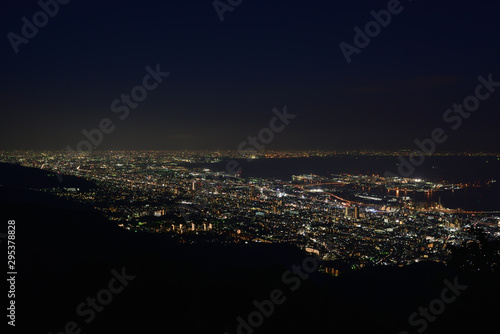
<box><xmin>1</xmin><ymin>0</ymin><xmax>499</xmax><ymax>152</ymax></box>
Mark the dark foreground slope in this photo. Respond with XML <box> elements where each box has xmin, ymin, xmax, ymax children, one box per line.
<box><xmin>0</xmin><ymin>167</ymin><xmax>499</xmax><ymax>334</ymax></box>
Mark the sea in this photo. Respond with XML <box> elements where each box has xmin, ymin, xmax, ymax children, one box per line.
<box><xmin>189</xmin><ymin>156</ymin><xmax>500</xmax><ymax>212</ymax></box>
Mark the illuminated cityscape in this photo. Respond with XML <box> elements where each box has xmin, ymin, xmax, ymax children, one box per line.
<box><xmin>2</xmin><ymin>1</ymin><xmax>500</xmax><ymax>332</ymax></box>
<box><xmin>2</xmin><ymin>150</ymin><xmax>498</xmax><ymax>274</ymax></box>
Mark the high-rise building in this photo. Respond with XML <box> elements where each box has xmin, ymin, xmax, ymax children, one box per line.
<box><xmin>250</xmin><ymin>186</ymin><xmax>257</xmax><ymax>200</ymax></box>
<box><xmin>354</xmin><ymin>206</ymin><xmax>359</xmax><ymax>219</ymax></box>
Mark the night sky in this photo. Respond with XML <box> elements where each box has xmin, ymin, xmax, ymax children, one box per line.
<box><xmin>1</xmin><ymin>0</ymin><xmax>499</xmax><ymax>152</ymax></box>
